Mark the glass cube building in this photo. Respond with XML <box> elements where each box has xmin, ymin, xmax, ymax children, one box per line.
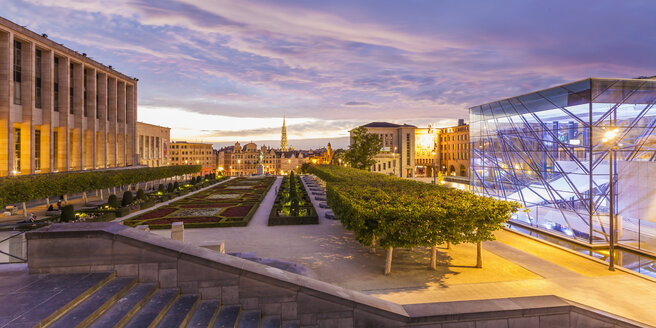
<box><xmin>470</xmin><ymin>78</ymin><xmax>656</xmax><ymax>256</ymax></box>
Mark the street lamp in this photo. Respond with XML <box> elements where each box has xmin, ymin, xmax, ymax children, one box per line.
<box><xmin>393</xmin><ymin>146</ymin><xmax>397</xmax><ymax>177</ymax></box>
<box><xmin>432</xmin><ymin>151</ymin><xmax>437</xmax><ymax>184</ymax></box>
<box><xmin>602</xmin><ymin>128</ymin><xmax>619</xmax><ymax>271</ymax></box>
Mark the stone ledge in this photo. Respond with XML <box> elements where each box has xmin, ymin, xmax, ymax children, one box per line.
<box><xmin>26</xmin><ymin>223</ymin><xmax>649</xmax><ymax>327</ymax></box>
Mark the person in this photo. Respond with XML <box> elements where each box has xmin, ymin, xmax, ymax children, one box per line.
<box><xmin>47</xmin><ymin>205</ymin><xmax>54</xmax><ymax>211</ymax></box>
<box><xmin>56</xmin><ymin>199</ymin><xmax>62</xmax><ymax>210</ymax></box>
<box><xmin>28</xmin><ymin>213</ymin><xmax>36</xmax><ymax>222</ymax></box>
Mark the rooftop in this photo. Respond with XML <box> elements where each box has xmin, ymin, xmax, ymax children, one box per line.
<box><xmin>361</xmin><ymin>122</ymin><xmax>417</xmax><ymax>128</ymax></box>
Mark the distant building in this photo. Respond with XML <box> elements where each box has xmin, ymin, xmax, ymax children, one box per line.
<box><xmin>169</xmin><ymin>141</ymin><xmax>216</xmax><ymax>175</ymax></box>
<box><xmin>353</xmin><ymin>122</ymin><xmax>416</xmax><ymax>178</ymax></box>
<box><xmin>308</xmin><ymin>143</ymin><xmax>333</xmax><ymax>165</ymax></box>
<box><xmin>0</xmin><ymin>17</ymin><xmax>138</xmax><ymax>177</ymax></box>
<box><xmin>218</xmin><ymin>141</ymin><xmax>307</xmax><ymax>176</ymax></box>
<box><xmin>437</xmin><ymin>119</ymin><xmax>469</xmax><ymax>177</ymax></box>
<box><xmin>280</xmin><ymin>116</ymin><xmax>288</xmax><ymax>152</ymax></box>
<box><xmin>136</xmin><ymin>122</ymin><xmax>169</xmax><ymax>167</ymax></box>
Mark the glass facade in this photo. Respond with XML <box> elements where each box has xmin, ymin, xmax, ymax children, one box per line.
<box><xmin>471</xmin><ymin>78</ymin><xmax>656</xmax><ymax>256</ymax></box>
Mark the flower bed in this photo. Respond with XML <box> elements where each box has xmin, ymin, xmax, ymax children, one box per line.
<box><xmin>123</xmin><ymin>176</ymin><xmax>275</xmax><ymax>229</ymax></box>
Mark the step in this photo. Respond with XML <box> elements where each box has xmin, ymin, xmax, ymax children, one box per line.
<box><xmin>281</xmin><ymin>321</ymin><xmax>300</xmax><ymax>328</ymax></box>
<box><xmin>8</xmin><ymin>272</ymin><xmax>114</xmax><ymax>328</ymax></box>
<box><xmin>261</xmin><ymin>315</ymin><xmax>281</xmax><ymax>328</ymax></box>
<box><xmin>212</xmin><ymin>305</ymin><xmax>240</xmax><ymax>328</ymax></box>
<box><xmin>237</xmin><ymin>310</ymin><xmax>260</xmax><ymax>328</ymax></box>
<box><xmin>186</xmin><ymin>300</ymin><xmax>220</xmax><ymax>327</ymax></box>
<box><xmin>157</xmin><ymin>294</ymin><xmax>199</xmax><ymax>328</ymax></box>
<box><xmin>124</xmin><ymin>288</ymin><xmax>179</xmax><ymax>328</ymax></box>
<box><xmin>49</xmin><ymin>277</ymin><xmax>137</xmax><ymax>328</ymax></box>
<box><xmin>88</xmin><ymin>283</ymin><xmax>158</xmax><ymax>328</ymax></box>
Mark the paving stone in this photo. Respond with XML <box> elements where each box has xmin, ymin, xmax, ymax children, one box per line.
<box><xmin>124</xmin><ymin>288</ymin><xmax>178</xmax><ymax>328</ymax></box>
<box><xmin>261</xmin><ymin>314</ymin><xmax>281</xmax><ymax>328</ymax></box>
<box><xmin>187</xmin><ymin>300</ymin><xmax>220</xmax><ymax>327</ymax></box>
<box><xmin>281</xmin><ymin>320</ymin><xmax>300</xmax><ymax>328</ymax></box>
<box><xmin>213</xmin><ymin>305</ymin><xmax>240</xmax><ymax>328</ymax></box>
<box><xmin>88</xmin><ymin>283</ymin><xmax>157</xmax><ymax>328</ymax></box>
<box><xmin>237</xmin><ymin>310</ymin><xmax>261</xmax><ymax>328</ymax></box>
<box><xmin>49</xmin><ymin>277</ymin><xmax>136</xmax><ymax>328</ymax></box>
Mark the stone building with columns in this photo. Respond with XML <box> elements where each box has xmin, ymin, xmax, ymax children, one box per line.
<box><xmin>0</xmin><ymin>17</ymin><xmax>138</xmax><ymax>177</ymax></box>
<box><xmin>136</xmin><ymin>122</ymin><xmax>170</xmax><ymax>167</ymax></box>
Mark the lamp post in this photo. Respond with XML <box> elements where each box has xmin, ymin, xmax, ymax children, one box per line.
<box><xmin>432</xmin><ymin>151</ymin><xmax>437</xmax><ymax>184</ymax></box>
<box><xmin>393</xmin><ymin>146</ymin><xmax>398</xmax><ymax>177</ymax></box>
<box><xmin>602</xmin><ymin>128</ymin><xmax>619</xmax><ymax>271</ymax></box>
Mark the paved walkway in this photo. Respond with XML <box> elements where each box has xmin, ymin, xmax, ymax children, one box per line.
<box><xmin>148</xmin><ymin>174</ymin><xmax>656</xmax><ymax>326</ymax></box>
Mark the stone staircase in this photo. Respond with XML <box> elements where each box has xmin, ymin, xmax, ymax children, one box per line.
<box><xmin>0</xmin><ymin>268</ymin><xmax>297</xmax><ymax>328</ymax></box>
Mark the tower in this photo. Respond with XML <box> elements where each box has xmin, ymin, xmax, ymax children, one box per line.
<box><xmin>281</xmin><ymin>116</ymin><xmax>289</xmax><ymax>152</ymax></box>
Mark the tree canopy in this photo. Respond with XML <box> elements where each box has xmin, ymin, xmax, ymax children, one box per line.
<box><xmin>309</xmin><ymin>165</ymin><xmax>521</xmax><ymax>272</ymax></box>
<box><xmin>344</xmin><ymin>126</ymin><xmax>382</xmax><ymax>170</ymax></box>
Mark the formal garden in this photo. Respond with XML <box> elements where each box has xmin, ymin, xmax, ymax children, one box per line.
<box><xmin>308</xmin><ymin>164</ymin><xmax>521</xmax><ymax>274</ymax></box>
<box><xmin>268</xmin><ymin>171</ymin><xmax>318</xmax><ymax>226</ymax></box>
<box><xmin>123</xmin><ymin>176</ymin><xmax>276</xmax><ymax>229</ymax></box>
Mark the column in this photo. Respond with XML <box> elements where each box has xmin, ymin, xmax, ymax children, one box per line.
<box><xmin>117</xmin><ymin>80</ymin><xmax>126</xmax><ymax>166</ymax></box>
<box><xmin>20</xmin><ymin>40</ymin><xmax>34</xmax><ymax>175</ymax></box>
<box><xmin>0</xmin><ymin>31</ymin><xmax>10</xmax><ymax>177</ymax></box>
<box><xmin>85</xmin><ymin>66</ymin><xmax>96</xmax><ymax>169</ymax></box>
<box><xmin>107</xmin><ymin>76</ymin><xmax>117</xmax><ymax>167</ymax></box>
<box><xmin>42</xmin><ymin>49</ymin><xmax>54</xmax><ymax>173</ymax></box>
<box><xmin>73</xmin><ymin>62</ymin><xmax>83</xmax><ymax>170</ymax></box>
<box><xmin>96</xmin><ymin>72</ymin><xmax>107</xmax><ymax>168</ymax></box>
<box><xmin>58</xmin><ymin>56</ymin><xmax>70</xmax><ymax>172</ymax></box>
<box><xmin>126</xmin><ymin>82</ymin><xmax>136</xmax><ymax>166</ymax></box>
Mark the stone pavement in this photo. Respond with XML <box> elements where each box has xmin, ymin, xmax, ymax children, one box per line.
<box><xmin>146</xmin><ymin>174</ymin><xmax>656</xmax><ymax>326</ymax></box>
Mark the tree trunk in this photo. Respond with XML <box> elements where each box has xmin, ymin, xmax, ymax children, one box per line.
<box><xmin>476</xmin><ymin>241</ymin><xmax>482</xmax><ymax>268</ymax></box>
<box><xmin>99</xmin><ymin>189</ymin><xmax>104</xmax><ymax>201</ymax></box>
<box><xmin>370</xmin><ymin>234</ymin><xmax>376</xmax><ymax>254</ymax></box>
<box><xmin>430</xmin><ymin>245</ymin><xmax>437</xmax><ymax>270</ymax></box>
<box><xmin>385</xmin><ymin>247</ymin><xmax>393</xmax><ymax>275</ymax></box>
<box><xmin>22</xmin><ymin>202</ymin><xmax>27</xmax><ymax>218</ymax></box>
<box><xmin>447</xmin><ymin>241</ymin><xmax>451</xmax><ymax>250</ymax></box>
<box><xmin>82</xmin><ymin>192</ymin><xmax>88</xmax><ymax>205</ymax></box>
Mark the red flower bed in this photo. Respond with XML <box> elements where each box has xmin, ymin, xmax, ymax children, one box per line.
<box><xmin>132</xmin><ymin>208</ymin><xmax>177</xmax><ymax>220</ymax></box>
<box><xmin>222</xmin><ymin>206</ymin><xmax>252</xmax><ymax>217</ymax></box>
<box><xmin>178</xmin><ymin>203</ymin><xmax>233</xmax><ymax>208</ymax></box>
<box><xmin>147</xmin><ymin>217</ymin><xmax>220</xmax><ymax>224</ymax></box>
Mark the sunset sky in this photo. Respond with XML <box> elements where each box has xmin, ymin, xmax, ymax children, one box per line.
<box><xmin>3</xmin><ymin>0</ymin><xmax>655</xmax><ymax>148</ymax></box>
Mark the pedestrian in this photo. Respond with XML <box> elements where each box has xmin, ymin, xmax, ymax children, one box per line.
<box><xmin>56</xmin><ymin>199</ymin><xmax>62</xmax><ymax>210</ymax></box>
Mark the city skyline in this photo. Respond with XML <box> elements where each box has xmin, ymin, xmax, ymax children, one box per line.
<box><xmin>3</xmin><ymin>0</ymin><xmax>656</xmax><ymax>148</ymax></box>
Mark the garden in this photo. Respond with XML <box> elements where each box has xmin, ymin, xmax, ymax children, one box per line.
<box><xmin>268</xmin><ymin>171</ymin><xmax>318</xmax><ymax>226</ymax></box>
<box><xmin>308</xmin><ymin>165</ymin><xmax>521</xmax><ymax>274</ymax></box>
<box><xmin>45</xmin><ymin>173</ymin><xmax>226</xmax><ymax>225</ymax></box>
<box><xmin>123</xmin><ymin>176</ymin><xmax>276</xmax><ymax>229</ymax></box>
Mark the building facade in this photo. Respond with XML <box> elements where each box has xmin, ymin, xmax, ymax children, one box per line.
<box><xmin>0</xmin><ymin>17</ymin><xmax>138</xmax><ymax>177</ymax></box>
<box><xmin>471</xmin><ymin>78</ymin><xmax>656</xmax><ymax>260</ymax></box>
<box><xmin>169</xmin><ymin>141</ymin><xmax>217</xmax><ymax>174</ymax></box>
<box><xmin>136</xmin><ymin>122</ymin><xmax>169</xmax><ymax>167</ymax></box>
<box><xmin>355</xmin><ymin>122</ymin><xmax>416</xmax><ymax>178</ymax></box>
<box><xmin>219</xmin><ymin>141</ymin><xmax>307</xmax><ymax>176</ymax></box>
<box><xmin>437</xmin><ymin>119</ymin><xmax>469</xmax><ymax>177</ymax></box>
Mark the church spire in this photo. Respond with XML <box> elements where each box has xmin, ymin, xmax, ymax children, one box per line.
<box><xmin>281</xmin><ymin>115</ymin><xmax>288</xmax><ymax>152</ymax></box>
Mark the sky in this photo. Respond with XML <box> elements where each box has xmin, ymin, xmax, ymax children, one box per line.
<box><xmin>3</xmin><ymin>0</ymin><xmax>656</xmax><ymax>149</ymax></box>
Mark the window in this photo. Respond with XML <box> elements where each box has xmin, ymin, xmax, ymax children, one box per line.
<box><xmin>139</xmin><ymin>135</ymin><xmax>144</xmax><ymax>157</ymax></box>
<box><xmin>378</xmin><ymin>164</ymin><xmax>381</xmax><ymax>171</ymax></box>
<box><xmin>96</xmin><ymin>74</ymin><xmax>100</xmax><ymax>119</ymax></box>
<box><xmin>83</xmin><ymin>69</ymin><xmax>88</xmax><ymax>117</ymax></box>
<box><xmin>14</xmin><ymin>128</ymin><xmax>21</xmax><ymax>172</ymax></box>
<box><xmin>383</xmin><ymin>162</ymin><xmax>386</xmax><ymax>170</ymax></box>
<box><xmin>406</xmin><ymin>133</ymin><xmax>411</xmax><ymax>166</ymax></box>
<box><xmin>13</xmin><ymin>41</ymin><xmax>22</xmax><ymax>105</ymax></box>
<box><xmin>34</xmin><ymin>129</ymin><xmax>41</xmax><ymax>170</ymax></box>
<box><xmin>70</xmin><ymin>64</ymin><xmax>74</xmax><ymax>114</ymax></box>
<box><xmin>54</xmin><ymin>58</ymin><xmax>59</xmax><ymax>111</ymax></box>
<box><xmin>35</xmin><ymin>50</ymin><xmax>42</xmax><ymax>108</ymax></box>
<box><xmin>106</xmin><ymin>82</ymin><xmax>109</xmax><ymax>120</ymax></box>
<box><xmin>53</xmin><ymin>130</ymin><xmax>58</xmax><ymax>170</ymax></box>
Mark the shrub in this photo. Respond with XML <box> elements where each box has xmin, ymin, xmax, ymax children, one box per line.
<box><xmin>167</xmin><ymin>183</ymin><xmax>174</xmax><ymax>193</ymax></box>
<box><xmin>136</xmin><ymin>189</ymin><xmax>146</xmax><ymax>200</ymax></box>
<box><xmin>61</xmin><ymin>205</ymin><xmax>75</xmax><ymax>222</ymax></box>
<box><xmin>158</xmin><ymin>184</ymin><xmax>165</xmax><ymax>193</ymax></box>
<box><xmin>173</xmin><ymin>182</ymin><xmax>179</xmax><ymax>190</ymax></box>
<box><xmin>108</xmin><ymin>194</ymin><xmax>119</xmax><ymax>208</ymax></box>
<box><xmin>121</xmin><ymin>191</ymin><xmax>133</xmax><ymax>206</ymax></box>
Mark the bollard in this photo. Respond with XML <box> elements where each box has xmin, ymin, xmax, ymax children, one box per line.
<box><xmin>171</xmin><ymin>222</ymin><xmax>184</xmax><ymax>242</ymax></box>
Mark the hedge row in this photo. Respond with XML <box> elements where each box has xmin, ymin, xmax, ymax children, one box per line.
<box><xmin>308</xmin><ymin>165</ymin><xmax>520</xmax><ymax>270</ymax></box>
<box><xmin>0</xmin><ymin>165</ymin><xmax>202</xmax><ymax>207</ymax></box>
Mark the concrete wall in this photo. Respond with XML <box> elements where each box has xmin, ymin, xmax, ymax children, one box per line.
<box><xmin>26</xmin><ymin>223</ymin><xmax>646</xmax><ymax>328</ymax></box>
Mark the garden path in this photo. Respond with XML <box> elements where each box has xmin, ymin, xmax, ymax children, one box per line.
<box><xmin>247</xmin><ymin>177</ymin><xmax>282</xmax><ymax>226</ymax></box>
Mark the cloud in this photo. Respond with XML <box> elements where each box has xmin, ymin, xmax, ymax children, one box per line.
<box><xmin>342</xmin><ymin>101</ymin><xmax>373</xmax><ymax>107</ymax></box>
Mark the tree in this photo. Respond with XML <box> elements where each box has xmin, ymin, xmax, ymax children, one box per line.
<box><xmin>344</xmin><ymin>126</ymin><xmax>382</xmax><ymax>170</ymax></box>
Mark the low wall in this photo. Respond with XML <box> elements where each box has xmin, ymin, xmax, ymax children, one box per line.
<box><xmin>26</xmin><ymin>223</ymin><xmax>647</xmax><ymax>328</ymax></box>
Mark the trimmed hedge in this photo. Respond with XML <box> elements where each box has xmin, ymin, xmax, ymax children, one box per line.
<box><xmin>0</xmin><ymin>165</ymin><xmax>202</xmax><ymax>207</ymax></box>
